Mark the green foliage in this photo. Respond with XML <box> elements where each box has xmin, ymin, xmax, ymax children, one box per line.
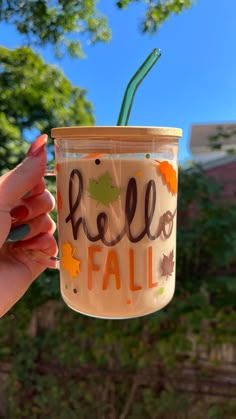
<box><xmin>177</xmin><ymin>165</ymin><xmax>236</xmax><ymax>282</ymax></box>
<box><xmin>117</xmin><ymin>0</ymin><xmax>196</xmax><ymax>33</ymax></box>
<box><xmin>0</xmin><ymin>1</ymin><xmax>234</xmax><ymax>417</ymax></box>
<box><xmin>0</xmin><ymin>0</ymin><xmax>111</xmax><ymax>57</ymax></box>
<box><xmin>208</xmin><ymin>125</ymin><xmax>236</xmax><ymax>154</ymax></box>
<box><xmin>0</xmin><ymin>1</ymin><xmax>196</xmax><ymax>57</ymax></box>
<box><xmin>1</xmin><ymin>166</ymin><xmax>236</xmax><ymax>417</ymax></box>
<box><xmin>0</xmin><ymin>45</ymin><xmax>94</xmax><ymax>172</ymax></box>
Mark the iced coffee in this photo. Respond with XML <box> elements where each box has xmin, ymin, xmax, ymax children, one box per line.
<box><xmin>51</xmin><ymin>126</ymin><xmax>182</xmax><ymax>319</ymax></box>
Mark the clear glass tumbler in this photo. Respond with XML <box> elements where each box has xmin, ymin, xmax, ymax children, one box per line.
<box><xmin>51</xmin><ymin>126</ymin><xmax>182</xmax><ymax>319</ymax></box>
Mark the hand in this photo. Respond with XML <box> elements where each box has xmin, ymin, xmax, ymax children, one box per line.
<box><xmin>0</xmin><ymin>135</ymin><xmax>58</xmax><ymax>317</ymax></box>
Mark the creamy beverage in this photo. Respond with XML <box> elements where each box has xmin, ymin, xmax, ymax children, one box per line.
<box><xmin>51</xmin><ymin>126</ymin><xmax>181</xmax><ymax>318</ymax></box>
<box><xmin>56</xmin><ymin>158</ymin><xmax>177</xmax><ymax>317</ymax></box>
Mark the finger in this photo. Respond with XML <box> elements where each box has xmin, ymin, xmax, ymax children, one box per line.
<box><xmin>13</xmin><ymin>233</ymin><xmax>58</xmax><ymax>255</ymax></box>
<box><xmin>0</xmin><ymin>211</ymin><xmax>12</xmax><ymax>248</ymax></box>
<box><xmin>12</xmin><ymin>214</ymin><xmax>56</xmax><ymax>241</ymax></box>
<box><xmin>23</xmin><ymin>178</ymin><xmax>46</xmax><ymax>200</ymax></box>
<box><xmin>11</xmin><ymin>190</ymin><xmax>55</xmax><ymax>223</ymax></box>
<box><xmin>25</xmin><ymin>190</ymin><xmax>55</xmax><ymax>220</ymax></box>
<box><xmin>0</xmin><ymin>135</ymin><xmax>47</xmax><ymax>209</ymax></box>
<box><xmin>13</xmin><ymin>233</ymin><xmax>58</xmax><ymax>270</ymax></box>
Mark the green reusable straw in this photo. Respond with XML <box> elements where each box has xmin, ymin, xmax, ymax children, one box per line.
<box><xmin>117</xmin><ymin>48</ymin><xmax>161</xmax><ymax>126</ymax></box>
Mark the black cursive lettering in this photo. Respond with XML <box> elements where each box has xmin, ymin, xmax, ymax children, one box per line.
<box><xmin>65</xmin><ymin>169</ymin><xmax>176</xmax><ymax>246</ymax></box>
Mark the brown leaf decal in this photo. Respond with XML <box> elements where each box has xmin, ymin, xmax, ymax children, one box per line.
<box><xmin>161</xmin><ymin>250</ymin><xmax>174</xmax><ymax>279</ymax></box>
<box><xmin>155</xmin><ymin>160</ymin><xmax>177</xmax><ymax>195</ymax></box>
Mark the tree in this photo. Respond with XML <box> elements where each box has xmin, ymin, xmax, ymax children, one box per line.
<box><xmin>177</xmin><ymin>165</ymin><xmax>236</xmax><ymax>305</ymax></box>
<box><xmin>0</xmin><ymin>45</ymin><xmax>94</xmax><ymax>173</ymax></box>
<box><xmin>117</xmin><ymin>0</ymin><xmax>195</xmax><ymax>34</ymax></box>
<box><xmin>0</xmin><ymin>166</ymin><xmax>236</xmax><ymax>418</ymax></box>
<box><xmin>208</xmin><ymin>124</ymin><xmax>236</xmax><ymax>154</ymax></box>
<box><xmin>0</xmin><ymin>0</ymin><xmax>196</xmax><ymax>57</ymax></box>
<box><xmin>0</xmin><ymin>0</ymin><xmax>197</xmax><ymax>167</ymax></box>
<box><xmin>0</xmin><ymin>0</ymin><xmax>111</xmax><ymax>57</ymax></box>
<box><xmin>3</xmin><ymin>2</ymin><xmax>235</xmax><ymax>418</ymax></box>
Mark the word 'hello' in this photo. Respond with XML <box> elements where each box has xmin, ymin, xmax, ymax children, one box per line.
<box><xmin>65</xmin><ymin>169</ymin><xmax>176</xmax><ymax>246</ymax></box>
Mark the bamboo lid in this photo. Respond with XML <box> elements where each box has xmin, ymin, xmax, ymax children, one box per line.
<box><xmin>51</xmin><ymin>126</ymin><xmax>182</xmax><ymax>141</ymax></box>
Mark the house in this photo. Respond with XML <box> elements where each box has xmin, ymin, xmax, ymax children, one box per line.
<box><xmin>189</xmin><ymin>123</ymin><xmax>236</xmax><ymax>200</ymax></box>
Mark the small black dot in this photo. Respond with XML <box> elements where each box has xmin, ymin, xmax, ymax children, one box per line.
<box><xmin>73</xmin><ymin>288</ymin><xmax>78</xmax><ymax>294</ymax></box>
<box><xmin>95</xmin><ymin>159</ymin><xmax>100</xmax><ymax>165</ymax></box>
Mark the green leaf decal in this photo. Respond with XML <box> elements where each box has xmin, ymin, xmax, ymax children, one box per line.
<box><xmin>88</xmin><ymin>172</ymin><xmax>122</xmax><ymax>207</ymax></box>
<box><xmin>157</xmin><ymin>287</ymin><xmax>164</xmax><ymax>295</ymax></box>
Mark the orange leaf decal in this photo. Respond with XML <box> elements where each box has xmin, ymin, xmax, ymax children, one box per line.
<box><xmin>61</xmin><ymin>242</ymin><xmax>81</xmax><ymax>278</ymax></box>
<box><xmin>155</xmin><ymin>160</ymin><xmax>177</xmax><ymax>194</ymax></box>
<box><xmin>82</xmin><ymin>153</ymin><xmax>105</xmax><ymax>160</ymax></box>
<box><xmin>57</xmin><ymin>190</ymin><xmax>62</xmax><ymax>211</ymax></box>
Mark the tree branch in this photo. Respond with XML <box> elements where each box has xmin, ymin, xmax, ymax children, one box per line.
<box><xmin>119</xmin><ymin>376</ymin><xmax>140</xmax><ymax>419</ymax></box>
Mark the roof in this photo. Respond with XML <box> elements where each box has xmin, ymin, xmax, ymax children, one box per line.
<box><xmin>200</xmin><ymin>153</ymin><xmax>236</xmax><ymax>171</ymax></box>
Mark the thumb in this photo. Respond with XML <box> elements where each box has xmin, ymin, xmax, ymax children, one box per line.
<box><xmin>0</xmin><ymin>135</ymin><xmax>48</xmax><ymax>209</ymax></box>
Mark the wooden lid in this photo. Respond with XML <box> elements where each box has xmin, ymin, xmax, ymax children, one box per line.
<box><xmin>51</xmin><ymin>126</ymin><xmax>182</xmax><ymax>141</ymax></box>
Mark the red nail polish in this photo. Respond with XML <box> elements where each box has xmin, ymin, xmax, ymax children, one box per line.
<box><xmin>10</xmin><ymin>205</ymin><xmax>29</xmax><ymax>221</ymax></box>
<box><xmin>27</xmin><ymin>134</ymin><xmax>47</xmax><ymax>157</ymax></box>
<box><xmin>30</xmin><ymin>143</ymin><xmax>46</xmax><ymax>157</ymax></box>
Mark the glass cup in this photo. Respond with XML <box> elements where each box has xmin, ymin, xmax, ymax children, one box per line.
<box><xmin>51</xmin><ymin>126</ymin><xmax>182</xmax><ymax>319</ymax></box>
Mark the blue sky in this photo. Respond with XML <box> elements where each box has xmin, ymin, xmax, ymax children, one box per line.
<box><xmin>1</xmin><ymin>0</ymin><xmax>236</xmax><ymax>163</ymax></box>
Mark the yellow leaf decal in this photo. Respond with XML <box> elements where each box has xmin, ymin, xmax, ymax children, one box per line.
<box><xmin>61</xmin><ymin>242</ymin><xmax>80</xmax><ymax>279</ymax></box>
<box><xmin>155</xmin><ymin>160</ymin><xmax>177</xmax><ymax>195</ymax></box>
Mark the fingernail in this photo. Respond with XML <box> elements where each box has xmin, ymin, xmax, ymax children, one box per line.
<box><xmin>6</xmin><ymin>224</ymin><xmax>31</xmax><ymax>242</ymax></box>
<box><xmin>27</xmin><ymin>143</ymin><xmax>46</xmax><ymax>157</ymax></box>
<box><xmin>27</xmin><ymin>134</ymin><xmax>47</xmax><ymax>157</ymax></box>
<box><xmin>10</xmin><ymin>205</ymin><xmax>29</xmax><ymax>221</ymax></box>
